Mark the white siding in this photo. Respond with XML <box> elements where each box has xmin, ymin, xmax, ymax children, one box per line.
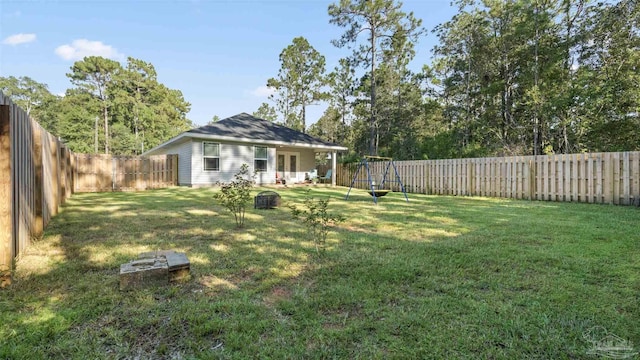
<box><xmin>298</xmin><ymin>148</ymin><xmax>317</xmax><ymax>176</ymax></box>
<box><xmin>192</xmin><ymin>140</ymin><xmax>277</xmax><ymax>185</ymax></box>
<box><xmin>151</xmin><ymin>139</ymin><xmax>192</xmax><ymax>186</ymax></box>
<box><xmin>147</xmin><ymin>138</ymin><xmax>320</xmax><ymax>186</ymax></box>
<box><xmin>277</xmin><ymin>147</ymin><xmax>317</xmax><ymax>182</ymax></box>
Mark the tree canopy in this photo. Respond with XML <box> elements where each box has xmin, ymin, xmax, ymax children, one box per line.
<box><xmin>267</xmin><ymin>36</ymin><xmax>326</xmax><ymax>133</ymax></box>
<box><xmin>309</xmin><ymin>0</ymin><xmax>639</xmax><ymax>159</ymax></box>
<box><xmin>2</xmin><ymin>56</ymin><xmax>192</xmax><ymax>155</ymax></box>
<box><xmin>3</xmin><ymin>0</ymin><xmax>638</xmax><ymax>158</ymax></box>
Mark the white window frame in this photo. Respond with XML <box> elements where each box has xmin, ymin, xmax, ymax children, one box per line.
<box><xmin>203</xmin><ymin>142</ymin><xmax>220</xmax><ymax>172</ymax></box>
<box><xmin>254</xmin><ymin>145</ymin><xmax>268</xmax><ymax>172</ymax></box>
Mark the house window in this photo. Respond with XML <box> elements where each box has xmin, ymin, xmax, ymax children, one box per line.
<box><xmin>203</xmin><ymin>142</ymin><xmax>220</xmax><ymax>171</ymax></box>
<box><xmin>254</xmin><ymin>145</ymin><xmax>268</xmax><ymax>172</ymax></box>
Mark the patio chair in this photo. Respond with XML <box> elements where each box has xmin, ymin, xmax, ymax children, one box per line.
<box><xmin>319</xmin><ymin>169</ymin><xmax>332</xmax><ymax>184</ymax></box>
<box><xmin>308</xmin><ymin>169</ymin><xmax>318</xmax><ymax>181</ymax></box>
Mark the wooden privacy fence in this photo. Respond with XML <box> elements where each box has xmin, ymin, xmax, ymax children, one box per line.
<box><xmin>1</xmin><ymin>92</ymin><xmax>179</xmax><ymax>283</ymax></box>
<box><xmin>335</xmin><ymin>153</ymin><xmax>640</xmax><ymax>206</ymax></box>
<box><xmin>74</xmin><ymin>154</ymin><xmax>178</xmax><ymax>192</ymax></box>
<box><xmin>1</xmin><ymin>93</ymin><xmax>73</xmax><ymax>282</ymax></box>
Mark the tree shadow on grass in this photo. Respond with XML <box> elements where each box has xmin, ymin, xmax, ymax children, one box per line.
<box><xmin>2</xmin><ymin>187</ymin><xmax>639</xmax><ymax>358</ymax></box>
<box><xmin>2</xmin><ymin>187</ymin><xmax>330</xmax><ymax>358</ymax></box>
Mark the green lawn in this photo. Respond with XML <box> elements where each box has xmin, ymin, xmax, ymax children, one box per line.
<box><xmin>1</xmin><ymin>186</ymin><xmax>639</xmax><ymax>359</ymax></box>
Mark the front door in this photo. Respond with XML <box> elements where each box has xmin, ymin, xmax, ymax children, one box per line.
<box><xmin>277</xmin><ymin>152</ymin><xmax>300</xmax><ymax>183</ymax></box>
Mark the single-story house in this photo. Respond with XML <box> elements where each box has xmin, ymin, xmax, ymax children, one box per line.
<box><xmin>142</xmin><ymin>113</ymin><xmax>348</xmax><ymax>186</ymax></box>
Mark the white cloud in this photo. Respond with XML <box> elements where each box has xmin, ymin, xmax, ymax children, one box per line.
<box><xmin>54</xmin><ymin>39</ymin><xmax>123</xmax><ymax>61</ymax></box>
<box><xmin>250</xmin><ymin>85</ymin><xmax>275</xmax><ymax>98</ymax></box>
<box><xmin>2</xmin><ymin>33</ymin><xmax>36</xmax><ymax>45</ymax></box>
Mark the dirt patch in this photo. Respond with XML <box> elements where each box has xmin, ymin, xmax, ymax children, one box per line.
<box><xmin>263</xmin><ymin>286</ymin><xmax>292</xmax><ymax>307</ymax></box>
<box><xmin>322</xmin><ymin>322</ymin><xmax>344</xmax><ymax>330</ymax></box>
<box><xmin>344</xmin><ymin>224</ymin><xmax>375</xmax><ymax>234</ymax></box>
<box><xmin>228</xmin><ymin>266</ymin><xmax>260</xmax><ymax>284</ymax></box>
<box><xmin>1</xmin><ymin>272</ymin><xmax>11</xmax><ymax>288</ymax></box>
<box><xmin>198</xmin><ymin>275</ymin><xmax>239</xmax><ymax>291</ymax></box>
<box><xmin>321</xmin><ymin>310</ymin><xmax>353</xmax><ymax>331</ymax></box>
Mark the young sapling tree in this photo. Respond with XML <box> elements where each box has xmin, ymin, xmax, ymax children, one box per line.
<box><xmin>290</xmin><ymin>194</ymin><xmax>345</xmax><ymax>253</ymax></box>
<box><xmin>214</xmin><ymin>163</ymin><xmax>254</xmax><ymax>228</ymax></box>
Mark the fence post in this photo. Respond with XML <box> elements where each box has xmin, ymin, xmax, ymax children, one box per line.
<box><xmin>142</xmin><ymin>156</ymin><xmax>150</xmax><ymax>190</ymax></box>
<box><xmin>604</xmin><ymin>153</ymin><xmax>613</xmax><ymax>204</ymax></box>
<box><xmin>172</xmin><ymin>155</ymin><xmax>178</xmax><ymax>185</ymax></box>
<box><xmin>71</xmin><ymin>153</ymin><xmax>76</xmax><ymax>194</ymax></box>
<box><xmin>622</xmin><ymin>152</ymin><xmax>630</xmax><ymax>205</ymax></box>
<box><xmin>50</xmin><ymin>136</ymin><xmax>60</xmax><ymax>215</ymax></box>
<box><xmin>32</xmin><ymin>121</ymin><xmax>43</xmax><ymax>237</ymax></box>
<box><xmin>59</xmin><ymin>145</ymin><xmax>67</xmax><ymax>202</ymax></box>
<box><xmin>112</xmin><ymin>157</ymin><xmax>116</xmax><ymax>191</ymax></box>
<box><xmin>0</xmin><ymin>105</ymin><xmax>12</xmax><ymax>284</ymax></box>
<box><xmin>528</xmin><ymin>158</ymin><xmax>534</xmax><ymax>200</ymax></box>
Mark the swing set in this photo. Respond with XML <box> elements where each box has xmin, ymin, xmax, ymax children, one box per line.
<box><xmin>344</xmin><ymin>156</ymin><xmax>409</xmax><ymax>204</ymax></box>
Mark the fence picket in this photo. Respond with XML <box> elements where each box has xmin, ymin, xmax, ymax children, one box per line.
<box><xmin>633</xmin><ymin>153</ymin><xmax>640</xmax><ymax>205</ymax></box>
<box><xmin>562</xmin><ymin>154</ymin><xmax>568</xmax><ymax>201</ymax></box>
<box><xmin>578</xmin><ymin>153</ymin><xmax>585</xmax><ymax>202</ymax></box>
<box><xmin>0</xmin><ymin>103</ymin><xmax>10</xmax><ymax>279</ymax></box>
<box><xmin>622</xmin><ymin>152</ymin><xmax>630</xmax><ymax>205</ymax></box>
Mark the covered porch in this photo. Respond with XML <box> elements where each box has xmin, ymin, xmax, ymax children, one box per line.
<box><xmin>274</xmin><ymin>145</ymin><xmax>345</xmax><ymax>186</ymax></box>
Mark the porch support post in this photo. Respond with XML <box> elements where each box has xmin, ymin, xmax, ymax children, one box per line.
<box><xmin>331</xmin><ymin>151</ymin><xmax>337</xmax><ymax>186</ymax></box>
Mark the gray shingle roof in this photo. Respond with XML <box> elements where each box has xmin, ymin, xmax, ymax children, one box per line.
<box><xmin>187</xmin><ymin>113</ymin><xmax>342</xmax><ymax>148</ymax></box>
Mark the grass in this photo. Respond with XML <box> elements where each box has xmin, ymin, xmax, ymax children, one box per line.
<box><xmin>1</xmin><ymin>186</ymin><xmax>639</xmax><ymax>359</ymax></box>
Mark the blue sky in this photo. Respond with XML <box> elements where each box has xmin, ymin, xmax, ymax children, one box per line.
<box><xmin>1</xmin><ymin>0</ymin><xmax>457</xmax><ymax>127</ymax></box>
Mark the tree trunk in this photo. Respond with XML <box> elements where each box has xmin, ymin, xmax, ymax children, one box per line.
<box><xmin>533</xmin><ymin>2</ymin><xmax>540</xmax><ymax>156</ymax></box>
<box><xmin>465</xmin><ymin>35</ymin><xmax>472</xmax><ymax>150</ymax></box>
<box><xmin>134</xmin><ymin>112</ymin><xmax>139</xmax><ymax>155</ymax></box>
<box><xmin>94</xmin><ymin>116</ymin><xmax>99</xmax><ymax>154</ymax></box>
<box><xmin>302</xmin><ymin>100</ymin><xmax>306</xmax><ymax>134</ymax></box>
<box><xmin>103</xmin><ymin>105</ymin><xmax>109</xmax><ymax>155</ymax></box>
<box><xmin>563</xmin><ymin>0</ymin><xmax>572</xmax><ymax>154</ymax></box>
<box><xmin>341</xmin><ymin>94</ymin><xmax>347</xmax><ymax>125</ymax></box>
<box><xmin>134</xmin><ymin>88</ymin><xmax>141</xmax><ymax>155</ymax></box>
<box><xmin>370</xmin><ymin>26</ymin><xmax>377</xmax><ymax>156</ymax></box>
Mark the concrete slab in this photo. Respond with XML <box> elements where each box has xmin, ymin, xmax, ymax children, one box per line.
<box><xmin>119</xmin><ymin>257</ymin><xmax>168</xmax><ymax>291</ymax></box>
<box><xmin>138</xmin><ymin>250</ymin><xmax>190</xmax><ymax>282</ymax></box>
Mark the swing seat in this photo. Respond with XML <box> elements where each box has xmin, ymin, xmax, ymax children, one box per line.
<box><xmin>368</xmin><ymin>189</ymin><xmax>390</xmax><ymax>197</ymax></box>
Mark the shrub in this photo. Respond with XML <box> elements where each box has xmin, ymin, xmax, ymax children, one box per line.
<box><xmin>290</xmin><ymin>194</ymin><xmax>345</xmax><ymax>253</ymax></box>
<box><xmin>214</xmin><ymin>164</ymin><xmax>254</xmax><ymax>228</ymax></box>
